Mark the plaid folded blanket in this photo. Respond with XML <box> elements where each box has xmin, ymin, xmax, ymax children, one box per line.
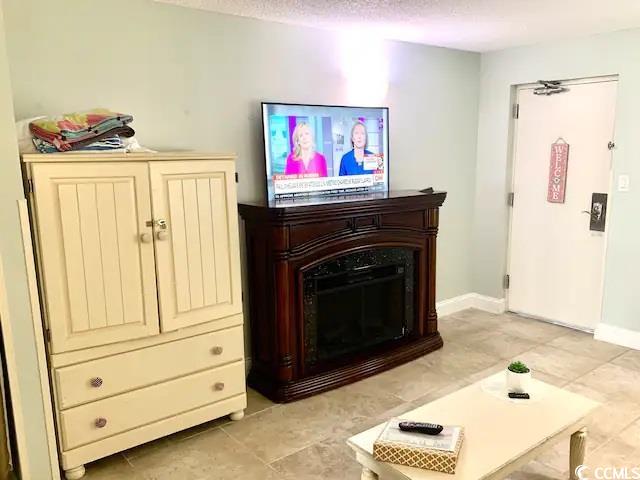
<box><xmin>29</xmin><ymin>108</ymin><xmax>133</xmax><ymax>151</ymax></box>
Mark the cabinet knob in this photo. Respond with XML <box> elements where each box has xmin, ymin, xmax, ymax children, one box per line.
<box><xmin>140</xmin><ymin>233</ymin><xmax>152</xmax><ymax>243</ymax></box>
<box><xmin>155</xmin><ymin>230</ymin><xmax>169</xmax><ymax>241</ymax></box>
<box><xmin>94</xmin><ymin>417</ymin><xmax>107</xmax><ymax>428</ymax></box>
<box><xmin>211</xmin><ymin>346</ymin><xmax>223</xmax><ymax>355</ymax></box>
<box><xmin>90</xmin><ymin>377</ymin><xmax>103</xmax><ymax>388</ymax></box>
<box><xmin>214</xmin><ymin>382</ymin><xmax>225</xmax><ymax>391</ymax></box>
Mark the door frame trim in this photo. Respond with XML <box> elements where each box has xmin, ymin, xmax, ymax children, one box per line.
<box><xmin>18</xmin><ymin>199</ymin><xmax>61</xmax><ymax>479</ymax></box>
<box><xmin>503</xmin><ymin>75</ymin><xmax>619</xmax><ymax>330</ymax></box>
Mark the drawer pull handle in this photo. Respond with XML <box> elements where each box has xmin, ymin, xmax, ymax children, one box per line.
<box><xmin>94</xmin><ymin>417</ymin><xmax>107</xmax><ymax>428</ymax></box>
<box><xmin>90</xmin><ymin>377</ymin><xmax>103</xmax><ymax>388</ymax></box>
<box><xmin>214</xmin><ymin>382</ymin><xmax>225</xmax><ymax>391</ymax></box>
<box><xmin>211</xmin><ymin>346</ymin><xmax>223</xmax><ymax>355</ymax></box>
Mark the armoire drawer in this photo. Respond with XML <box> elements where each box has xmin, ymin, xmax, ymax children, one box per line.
<box><xmin>59</xmin><ymin>360</ymin><xmax>245</xmax><ymax>450</ymax></box>
<box><xmin>54</xmin><ymin>326</ymin><xmax>244</xmax><ymax>409</ymax></box>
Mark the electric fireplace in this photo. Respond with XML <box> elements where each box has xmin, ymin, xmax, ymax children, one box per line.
<box><xmin>239</xmin><ymin>190</ymin><xmax>447</xmax><ymax>402</ymax></box>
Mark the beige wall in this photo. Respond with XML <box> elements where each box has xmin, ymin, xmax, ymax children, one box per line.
<box><xmin>0</xmin><ymin>1</ymin><xmax>57</xmax><ymax>477</ymax></box>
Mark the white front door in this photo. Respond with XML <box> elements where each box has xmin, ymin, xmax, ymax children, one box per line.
<box><xmin>507</xmin><ymin>78</ymin><xmax>618</xmax><ymax>331</ymax></box>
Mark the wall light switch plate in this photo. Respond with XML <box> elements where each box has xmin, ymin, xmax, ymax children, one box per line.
<box><xmin>618</xmin><ymin>174</ymin><xmax>630</xmax><ymax>192</ymax></box>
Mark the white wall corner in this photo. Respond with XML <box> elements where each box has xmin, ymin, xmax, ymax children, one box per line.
<box><xmin>436</xmin><ymin>293</ymin><xmax>506</xmax><ymax>317</ymax></box>
<box><xmin>594</xmin><ymin>323</ymin><xmax>640</xmax><ymax>350</ymax></box>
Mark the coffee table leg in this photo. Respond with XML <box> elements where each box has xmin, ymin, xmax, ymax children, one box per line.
<box><xmin>570</xmin><ymin>427</ymin><xmax>587</xmax><ymax>480</ymax></box>
<box><xmin>361</xmin><ymin>467</ymin><xmax>378</xmax><ymax>480</ymax></box>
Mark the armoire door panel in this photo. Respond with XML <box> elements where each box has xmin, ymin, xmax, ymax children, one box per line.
<box><xmin>150</xmin><ymin>161</ymin><xmax>242</xmax><ymax>332</ymax></box>
<box><xmin>31</xmin><ymin>163</ymin><xmax>159</xmax><ymax>353</ymax></box>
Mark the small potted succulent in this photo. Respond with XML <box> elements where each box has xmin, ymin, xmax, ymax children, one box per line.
<box><xmin>506</xmin><ymin>360</ymin><xmax>531</xmax><ymax>393</ymax></box>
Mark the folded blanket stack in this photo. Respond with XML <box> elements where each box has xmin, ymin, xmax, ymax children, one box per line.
<box><xmin>29</xmin><ymin>108</ymin><xmax>135</xmax><ymax>153</ymax></box>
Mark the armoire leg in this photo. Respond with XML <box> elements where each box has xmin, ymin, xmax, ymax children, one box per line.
<box><xmin>230</xmin><ymin>409</ymin><xmax>245</xmax><ymax>421</ymax></box>
<box><xmin>65</xmin><ymin>465</ymin><xmax>86</xmax><ymax>479</ymax></box>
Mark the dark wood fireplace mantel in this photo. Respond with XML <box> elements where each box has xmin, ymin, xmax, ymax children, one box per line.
<box><xmin>239</xmin><ymin>190</ymin><xmax>447</xmax><ymax>402</ymax></box>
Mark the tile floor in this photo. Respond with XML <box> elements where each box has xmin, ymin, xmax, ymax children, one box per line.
<box><xmin>82</xmin><ymin>309</ymin><xmax>640</xmax><ymax>479</ymax></box>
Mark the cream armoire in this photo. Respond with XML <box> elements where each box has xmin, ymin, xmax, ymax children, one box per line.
<box><xmin>22</xmin><ymin>152</ymin><xmax>247</xmax><ymax>480</ymax></box>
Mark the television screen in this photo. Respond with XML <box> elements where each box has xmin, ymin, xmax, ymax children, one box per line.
<box><xmin>262</xmin><ymin>103</ymin><xmax>389</xmax><ymax>201</ymax></box>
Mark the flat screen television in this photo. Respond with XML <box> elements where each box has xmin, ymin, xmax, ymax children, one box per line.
<box><xmin>262</xmin><ymin>103</ymin><xmax>389</xmax><ymax>201</ymax></box>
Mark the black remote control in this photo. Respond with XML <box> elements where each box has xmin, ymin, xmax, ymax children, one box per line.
<box><xmin>398</xmin><ymin>421</ymin><xmax>444</xmax><ymax>435</ymax></box>
<box><xmin>508</xmin><ymin>392</ymin><xmax>530</xmax><ymax>399</ymax></box>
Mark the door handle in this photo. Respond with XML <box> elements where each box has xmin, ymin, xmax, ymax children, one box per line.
<box><xmin>586</xmin><ymin>193</ymin><xmax>607</xmax><ymax>232</ymax></box>
<box><xmin>152</xmin><ymin>218</ymin><xmax>168</xmax><ymax>240</ymax></box>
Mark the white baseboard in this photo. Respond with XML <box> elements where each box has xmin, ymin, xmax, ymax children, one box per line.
<box><xmin>436</xmin><ymin>293</ymin><xmax>506</xmax><ymax>317</ymax></box>
<box><xmin>436</xmin><ymin>293</ymin><xmax>476</xmax><ymax>317</ymax></box>
<box><xmin>471</xmin><ymin>294</ymin><xmax>506</xmax><ymax>314</ymax></box>
<box><xmin>594</xmin><ymin>323</ymin><xmax>640</xmax><ymax>350</ymax></box>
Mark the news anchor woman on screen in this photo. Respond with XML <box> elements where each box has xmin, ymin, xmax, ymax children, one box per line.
<box><xmin>339</xmin><ymin>121</ymin><xmax>374</xmax><ymax>176</ymax></box>
<box><xmin>284</xmin><ymin>122</ymin><xmax>328</xmax><ymax>176</ymax></box>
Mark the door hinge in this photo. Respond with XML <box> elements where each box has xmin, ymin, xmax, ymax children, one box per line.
<box><xmin>45</xmin><ymin>328</ymin><xmax>51</xmax><ymax>342</ymax></box>
<box><xmin>504</xmin><ymin>274</ymin><xmax>510</xmax><ymax>290</ymax></box>
<box><xmin>235</xmin><ymin>172</ymin><xmax>239</xmax><ymax>183</ymax></box>
<box><xmin>512</xmin><ymin>103</ymin><xmax>520</xmax><ymax>119</ymax></box>
<box><xmin>608</xmin><ymin>141</ymin><xmax>616</xmax><ymax>150</ymax></box>
<box><xmin>507</xmin><ymin>192</ymin><xmax>515</xmax><ymax>207</ymax></box>
<box><xmin>26</xmin><ymin>178</ymin><xmax>34</xmax><ymax>194</ymax></box>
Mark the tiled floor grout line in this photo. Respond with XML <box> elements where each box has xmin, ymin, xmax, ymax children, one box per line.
<box><xmin>219</xmin><ymin>425</ymin><xmax>282</xmax><ymax>470</ymax></box>
<box><xmin>607</xmin><ymin>349</ymin><xmax>632</xmax><ymax>363</ymax></box>
<box><xmin>257</xmin><ymin>438</ymin><xmax>320</xmax><ymax>466</ymax></box>
<box><xmin>258</xmin><ymin>403</ymin><xmax>409</xmax><ymax>467</ymax></box>
<box><xmin>121</xmin><ymin>451</ymin><xmax>135</xmax><ymax>468</ymax></box>
<box><xmin>163</xmin><ymin>402</ymin><xmax>284</xmax><ymax>446</ymax></box>
<box><xmin>543</xmin><ymin>343</ymin><xmax>629</xmax><ymax>362</ymax></box>
<box><xmin>163</xmin><ymin>423</ymin><xmax>228</xmax><ymax>445</ymax></box>
<box><xmin>569</xmin><ymin>352</ymin><xmax>634</xmax><ymax>387</ymax></box>
<box><xmin>219</xmin><ymin>396</ymin><xmax>388</xmax><ymax>468</ymax></box>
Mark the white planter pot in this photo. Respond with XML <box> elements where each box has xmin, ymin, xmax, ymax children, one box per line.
<box><xmin>506</xmin><ymin>369</ymin><xmax>531</xmax><ymax>393</ymax></box>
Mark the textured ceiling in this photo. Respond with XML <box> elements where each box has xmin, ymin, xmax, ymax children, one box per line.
<box><xmin>155</xmin><ymin>0</ymin><xmax>640</xmax><ymax>52</ymax></box>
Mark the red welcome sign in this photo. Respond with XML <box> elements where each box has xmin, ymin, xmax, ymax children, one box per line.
<box><xmin>547</xmin><ymin>140</ymin><xmax>569</xmax><ymax>203</ymax></box>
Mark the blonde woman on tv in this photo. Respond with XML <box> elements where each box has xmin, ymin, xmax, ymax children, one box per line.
<box><xmin>284</xmin><ymin>122</ymin><xmax>328</xmax><ymax>176</ymax></box>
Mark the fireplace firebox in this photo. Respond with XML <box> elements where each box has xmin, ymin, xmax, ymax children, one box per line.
<box><xmin>239</xmin><ymin>190</ymin><xmax>446</xmax><ymax>403</ymax></box>
<box><xmin>303</xmin><ymin>247</ymin><xmax>416</xmax><ymax>370</ymax></box>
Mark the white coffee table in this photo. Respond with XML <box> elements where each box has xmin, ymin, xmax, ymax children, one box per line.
<box><xmin>347</xmin><ymin>373</ymin><xmax>599</xmax><ymax>480</ymax></box>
